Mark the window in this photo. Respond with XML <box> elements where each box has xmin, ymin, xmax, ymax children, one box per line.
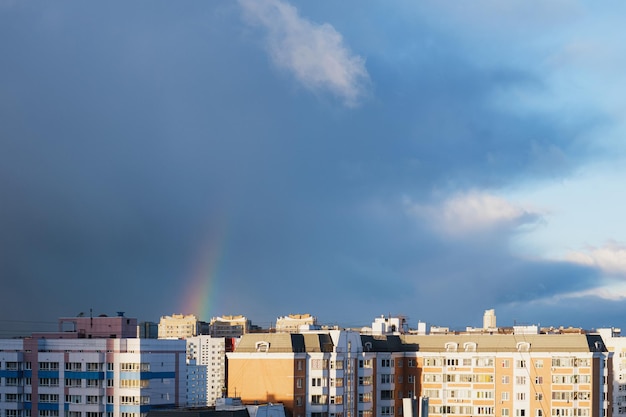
<box><xmin>65</xmin><ymin>395</ymin><xmax>82</xmax><ymax>404</ymax></box>
<box><xmin>311</xmin><ymin>359</ymin><xmax>328</xmax><ymax>370</ymax></box>
<box><xmin>423</xmin><ymin>357</ymin><xmax>443</xmax><ymax>366</ymax></box>
<box><xmin>464</xmin><ymin>342</ymin><xmax>477</xmax><ymax>352</ymax></box>
<box><xmin>381</xmin><ymin>390</ymin><xmax>394</xmax><ymax>400</ymax></box>
<box><xmin>311</xmin><ymin>395</ymin><xmax>327</xmax><ymax>405</ymax></box>
<box><xmin>6</xmin><ymin>362</ymin><xmax>19</xmax><ymax>370</ymax></box>
<box><xmin>311</xmin><ymin>377</ymin><xmax>323</xmax><ymax>387</ymax></box>
<box><xmin>502</xmin><ymin>359</ymin><xmax>510</xmax><ymax>368</ymax></box>
<box><xmin>502</xmin><ymin>392</ymin><xmax>510</xmax><ymax>401</ymax></box>
<box><xmin>330</xmin><ymin>396</ymin><xmax>343</xmax><ymax>405</ymax></box>
<box><xmin>445</xmin><ymin>342</ymin><xmax>458</xmax><ymax>352</ymax></box>
<box><xmin>476</xmin><ymin>357</ymin><xmax>494</xmax><ymax>367</ymax></box>
<box><xmin>535</xmin><ymin>393</ymin><xmax>543</xmax><ymax>401</ymax></box>
<box><xmin>381</xmin><ymin>406</ymin><xmax>394</xmax><ymax>415</ymax></box>
<box><xmin>516</xmin><ymin>360</ymin><xmax>526</xmax><ymax>368</ymax></box>
<box><xmin>502</xmin><ymin>375</ymin><xmax>510</xmax><ymax>384</ymax></box>
<box><xmin>39</xmin><ymin>378</ymin><xmax>59</xmax><ymax>386</ymax></box>
<box><xmin>86</xmin><ymin>363</ymin><xmax>101</xmax><ymax>371</ymax></box>
<box><xmin>359</xmin><ymin>376</ymin><xmax>372</xmax><ymax>386</ymax></box>
<box><xmin>66</xmin><ymin>362</ymin><xmax>81</xmax><ymax>371</ymax></box>
<box><xmin>296</xmin><ymin>378</ymin><xmax>302</xmax><ymax>388</ymax></box>
<box><xmin>517</xmin><ymin>393</ymin><xmax>526</xmax><ymax>401</ymax></box>
<box><xmin>380</xmin><ymin>374</ymin><xmax>392</xmax><ymax>384</ymax></box>
<box><xmin>516</xmin><ymin>410</ymin><xmax>526</xmax><ymax>417</ymax></box>
<box><xmin>6</xmin><ymin>394</ymin><xmax>21</xmax><ymax>402</ymax></box>
<box><xmin>87</xmin><ymin>396</ymin><xmax>100</xmax><ymax>405</ymax></box>
<box><xmin>39</xmin><ymin>394</ymin><xmax>60</xmax><ymax>403</ymax></box>
<box><xmin>295</xmin><ymin>397</ymin><xmax>302</xmax><ymax>407</ymax></box>
<box><xmin>330</xmin><ymin>378</ymin><xmax>344</xmax><ymax>387</ymax></box>
<box><xmin>502</xmin><ymin>409</ymin><xmax>510</xmax><ymax>416</ymax></box>
<box><xmin>535</xmin><ymin>360</ymin><xmax>543</xmax><ymax>368</ymax></box>
<box><xmin>6</xmin><ymin>377</ymin><xmax>20</xmax><ymax>386</ymax></box>
<box><xmin>39</xmin><ymin>362</ymin><xmax>59</xmax><ymax>371</ymax></box>
<box><xmin>535</xmin><ymin>376</ymin><xmax>543</xmax><ymax>384</ymax></box>
<box><xmin>408</xmin><ymin>375</ymin><xmax>415</xmax><ymax>383</ymax></box>
<box><xmin>381</xmin><ymin>359</ymin><xmax>392</xmax><ymax>367</ymax></box>
<box><xmin>516</xmin><ymin>376</ymin><xmax>527</xmax><ymax>385</ymax></box>
<box><xmin>358</xmin><ymin>393</ymin><xmax>372</xmax><ymax>403</ymax></box>
<box><xmin>408</xmin><ymin>359</ymin><xmax>416</xmax><ymax>367</ymax></box>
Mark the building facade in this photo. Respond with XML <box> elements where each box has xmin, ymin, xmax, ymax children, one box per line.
<box><xmin>209</xmin><ymin>317</ymin><xmax>249</xmax><ymax>338</ymax></box>
<box><xmin>0</xmin><ymin>337</ymin><xmax>187</xmax><ymax>417</ymax></box>
<box><xmin>275</xmin><ymin>315</ymin><xmax>318</xmax><ymax>333</ymax></box>
<box><xmin>158</xmin><ymin>314</ymin><xmax>203</xmax><ymax>340</ymax></box>
<box><xmin>185</xmin><ymin>336</ymin><xmax>236</xmax><ymax>406</ymax></box>
<box><xmin>226</xmin><ymin>329</ymin><xmax>611</xmax><ymax>417</ymax></box>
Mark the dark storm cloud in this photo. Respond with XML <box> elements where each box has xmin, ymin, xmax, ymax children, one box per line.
<box><xmin>0</xmin><ymin>1</ymin><xmax>618</xmax><ymax>334</ymax></box>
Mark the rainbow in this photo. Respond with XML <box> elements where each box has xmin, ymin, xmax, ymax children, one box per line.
<box><xmin>178</xmin><ymin>216</ymin><xmax>229</xmax><ymax>322</ymax></box>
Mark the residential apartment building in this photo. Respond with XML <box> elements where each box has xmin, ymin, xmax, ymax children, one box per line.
<box><xmin>226</xmin><ymin>330</ymin><xmax>368</xmax><ymax>417</ymax></box>
<box><xmin>57</xmin><ymin>313</ymin><xmax>137</xmax><ymax>339</ymax></box>
<box><xmin>596</xmin><ymin>328</ymin><xmax>626</xmax><ymax>417</ymax></box>
<box><xmin>185</xmin><ymin>336</ymin><xmax>237</xmax><ymax>406</ymax></box>
<box><xmin>158</xmin><ymin>314</ymin><xmax>207</xmax><ymax>340</ymax></box>
<box><xmin>209</xmin><ymin>316</ymin><xmax>250</xmax><ymax>338</ymax></box>
<box><xmin>275</xmin><ymin>315</ymin><xmax>318</xmax><ymax>333</ymax></box>
<box><xmin>0</xmin><ymin>336</ymin><xmax>187</xmax><ymax>417</ymax></box>
<box><xmin>226</xmin><ymin>329</ymin><xmax>611</xmax><ymax>417</ymax></box>
<box><xmin>405</xmin><ymin>333</ymin><xmax>610</xmax><ymax>417</ymax></box>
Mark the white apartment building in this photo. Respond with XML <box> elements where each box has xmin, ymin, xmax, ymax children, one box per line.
<box><xmin>0</xmin><ymin>337</ymin><xmax>186</xmax><ymax>417</ymax></box>
<box><xmin>186</xmin><ymin>336</ymin><xmax>235</xmax><ymax>406</ymax></box>
<box><xmin>597</xmin><ymin>328</ymin><xmax>625</xmax><ymax>416</ymax></box>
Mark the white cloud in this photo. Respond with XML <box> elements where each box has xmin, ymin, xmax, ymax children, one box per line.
<box><xmin>239</xmin><ymin>0</ymin><xmax>370</xmax><ymax>107</ymax></box>
<box><xmin>405</xmin><ymin>190</ymin><xmax>539</xmax><ymax>237</ymax></box>
<box><xmin>565</xmin><ymin>241</ymin><xmax>626</xmax><ymax>277</ymax></box>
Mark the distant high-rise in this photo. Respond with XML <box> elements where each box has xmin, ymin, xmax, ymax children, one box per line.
<box><xmin>483</xmin><ymin>308</ymin><xmax>497</xmax><ymax>329</ymax></box>
<box><xmin>209</xmin><ymin>315</ymin><xmax>250</xmax><ymax>337</ymax></box>
<box><xmin>158</xmin><ymin>314</ymin><xmax>204</xmax><ymax>339</ymax></box>
<box><xmin>275</xmin><ymin>314</ymin><xmax>317</xmax><ymax>333</ymax></box>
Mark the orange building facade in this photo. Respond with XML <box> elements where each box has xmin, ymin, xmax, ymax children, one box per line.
<box><xmin>227</xmin><ymin>331</ymin><xmax>611</xmax><ymax>417</ymax></box>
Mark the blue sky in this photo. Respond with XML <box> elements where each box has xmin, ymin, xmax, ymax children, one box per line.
<box><xmin>2</xmin><ymin>1</ymin><xmax>626</xmax><ymax>335</ymax></box>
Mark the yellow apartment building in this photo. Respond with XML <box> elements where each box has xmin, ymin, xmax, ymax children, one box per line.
<box><xmin>226</xmin><ymin>329</ymin><xmax>610</xmax><ymax>417</ymax></box>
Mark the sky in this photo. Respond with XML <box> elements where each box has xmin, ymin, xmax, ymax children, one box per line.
<box><xmin>2</xmin><ymin>1</ymin><xmax>626</xmax><ymax>336</ymax></box>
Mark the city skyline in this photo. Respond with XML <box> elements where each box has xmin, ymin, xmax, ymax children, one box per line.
<box><xmin>3</xmin><ymin>2</ymin><xmax>626</xmax><ymax>334</ymax></box>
